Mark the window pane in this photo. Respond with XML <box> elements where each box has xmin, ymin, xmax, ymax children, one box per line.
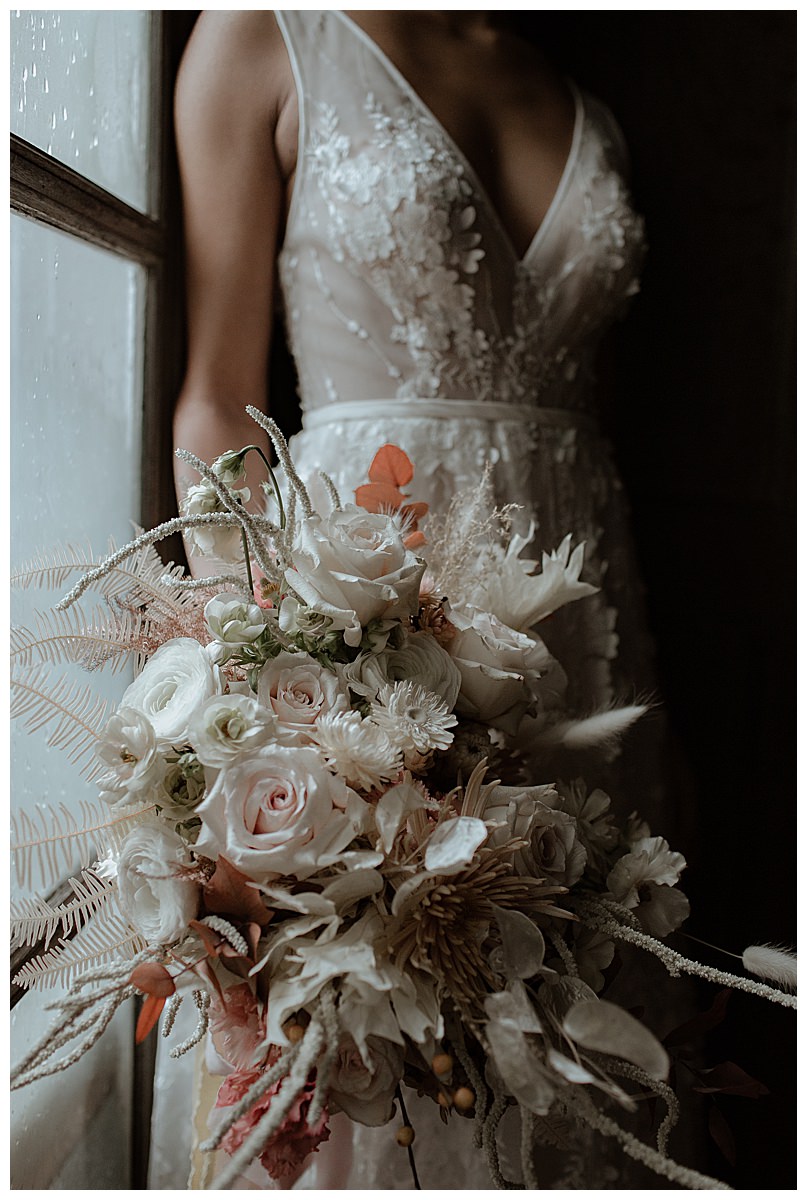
<box><xmin>10</xmin><ymin>9</ymin><xmax>153</xmax><ymax>213</ymax></box>
<box><xmin>11</xmin><ymin>213</ymin><xmax>144</xmax><ymax>898</ymax></box>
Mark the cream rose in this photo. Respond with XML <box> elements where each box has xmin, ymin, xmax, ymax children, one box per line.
<box><xmin>194</xmin><ymin>745</ymin><xmax>358</xmax><ymax>881</ymax></box>
<box><xmin>121</xmin><ymin>638</ymin><xmax>222</xmax><ymax>748</ymax></box>
<box><xmin>257</xmin><ymin>652</ymin><xmax>350</xmax><ymax>745</ymax></box>
<box><xmin>448</xmin><ymin>608</ymin><xmax>549</xmax><ymax>733</ymax></box>
<box><xmin>328</xmin><ymin>1034</ymin><xmax>405</xmax><ymax>1126</ymax></box>
<box><xmin>285</xmin><ymin>507</ymin><xmax>425</xmax><ymax>647</ymax></box>
<box><xmin>97</xmin><ymin>706</ymin><xmax>165</xmax><ymax>807</ymax></box>
<box><xmin>204</xmin><ymin>594</ymin><xmax>269</xmax><ymax>664</ymax></box>
<box><xmin>116</xmin><ymin>824</ymin><xmax>200</xmax><ymax>944</ymax></box>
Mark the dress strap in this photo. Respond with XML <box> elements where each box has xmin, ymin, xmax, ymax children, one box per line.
<box><xmin>302</xmin><ymin>398</ymin><xmax>601</xmax><ymax>432</ymax></box>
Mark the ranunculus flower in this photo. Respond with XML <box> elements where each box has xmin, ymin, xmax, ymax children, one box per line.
<box><xmin>181</xmin><ymin>479</ymin><xmax>251</xmax><ymax>563</ymax></box>
<box><xmin>188</xmin><ymin>693</ymin><xmax>276</xmax><ymax>767</ymax></box>
<box><xmin>96</xmin><ymin>706</ymin><xmax>165</xmax><ymax>806</ymax></box>
<box><xmin>116</xmin><ymin>823</ymin><xmax>200</xmax><ymax>944</ymax></box>
<box><xmin>204</xmin><ymin>594</ymin><xmax>269</xmax><ymax>664</ymax></box>
<box><xmin>328</xmin><ymin>1034</ymin><xmax>404</xmax><ymax>1126</ymax></box>
<box><xmin>194</xmin><ymin>745</ymin><xmax>358</xmax><ymax>881</ymax></box>
<box><xmin>121</xmin><ymin>638</ymin><xmax>222</xmax><ymax>748</ymax></box>
<box><xmin>257</xmin><ymin>652</ymin><xmax>350</xmax><ymax>745</ymax></box>
<box><xmin>285</xmin><ymin>506</ymin><xmax>425</xmax><ymax>647</ymax></box>
<box><xmin>447</xmin><ymin>608</ymin><xmax>550</xmax><ymax>733</ymax></box>
<box><xmin>343</xmin><ymin>629</ymin><xmax>461</xmax><ymax>709</ymax></box>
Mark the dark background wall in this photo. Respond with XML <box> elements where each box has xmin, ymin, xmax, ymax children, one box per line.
<box><xmin>526</xmin><ymin>11</ymin><xmax>796</xmax><ymax>1188</ymax></box>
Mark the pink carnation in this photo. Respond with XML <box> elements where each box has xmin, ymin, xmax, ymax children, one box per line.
<box><xmin>216</xmin><ymin>1065</ymin><xmax>330</xmax><ymax>1181</ymax></box>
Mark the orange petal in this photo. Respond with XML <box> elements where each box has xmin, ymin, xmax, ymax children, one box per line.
<box><xmin>135</xmin><ymin>994</ymin><xmax>167</xmax><ymax>1043</ymax></box>
<box><xmin>367</xmin><ymin>444</ymin><xmax>414</xmax><ymax>487</ymax></box>
<box><xmin>404</xmin><ymin>531</ymin><xmax>427</xmax><ymax>549</ymax></box>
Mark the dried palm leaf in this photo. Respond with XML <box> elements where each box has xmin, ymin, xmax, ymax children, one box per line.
<box><xmin>11</xmin><ymin>604</ymin><xmax>145</xmax><ymax>674</ymax></box>
<box><xmin>11</xmin><ymin>663</ymin><xmax>110</xmax><ymax>781</ymax></box>
<box><xmin>11</xmin><ymin>869</ymin><xmax>118</xmax><ymax>949</ymax></box>
<box><xmin>12</xmin><ymin>912</ymin><xmax>145</xmax><ymax>992</ymax></box>
<box><xmin>11</xmin><ymin>798</ymin><xmax>155</xmax><ymax>891</ymax></box>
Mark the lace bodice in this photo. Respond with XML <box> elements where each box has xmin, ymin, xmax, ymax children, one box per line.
<box><xmin>276</xmin><ymin>10</ymin><xmax>645</xmax><ymax>415</ymax></box>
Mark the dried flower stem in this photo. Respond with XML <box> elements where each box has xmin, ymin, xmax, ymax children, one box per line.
<box><xmin>549</xmin><ymin>928</ymin><xmax>580</xmax><ymax>976</ymax></box>
<box><xmin>161</xmin><ymin>992</ymin><xmax>184</xmax><ymax>1039</ymax></box>
<box><xmin>573</xmin><ymin>1089</ymin><xmax>730</xmax><ymax>1189</ymax></box>
<box><xmin>482</xmin><ymin>1084</ymin><xmax>521</xmax><ymax>1189</ymax></box>
<box><xmin>592</xmin><ymin>1057</ymin><xmax>680</xmax><ymax>1156</ymax></box>
<box><xmin>169</xmin><ymin>989</ymin><xmax>210</xmax><ymax>1059</ymax></box>
<box><xmin>520</xmin><ymin>1106</ymin><xmax>539</xmax><ymax>1188</ymax></box>
<box><xmin>159</xmin><ymin>573</ymin><xmax>248</xmax><ymax>595</ymax></box>
<box><xmin>245</xmin><ymin>407</ymin><xmax>313</xmax><ymax>518</ymax></box>
<box><xmin>579</xmin><ymin>900</ymin><xmax>797</xmax><ymax>1009</ymax></box>
<box><xmin>308</xmin><ymin>986</ymin><xmax>338</xmax><ymax>1127</ymax></box>
<box><xmin>447</xmin><ymin>1019</ymin><xmax>488</xmax><ymax>1150</ymax></box>
<box><xmin>318</xmin><ymin>470</ymin><xmax>342</xmax><ymax>512</ymax></box>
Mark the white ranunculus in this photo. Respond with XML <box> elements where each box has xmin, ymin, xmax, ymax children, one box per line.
<box><xmin>96</xmin><ymin>706</ymin><xmax>165</xmax><ymax>806</ymax></box>
<box><xmin>204</xmin><ymin>594</ymin><xmax>268</xmax><ymax>664</ymax></box>
<box><xmin>257</xmin><ymin>651</ymin><xmax>350</xmax><ymax>745</ymax></box>
<box><xmin>465</xmin><ymin>530</ymin><xmax>598</xmax><ymax>632</ymax></box>
<box><xmin>181</xmin><ymin>479</ymin><xmax>251</xmax><ymax>564</ymax></box>
<box><xmin>329</xmin><ymin>1034</ymin><xmax>405</xmax><ymax>1126</ymax></box>
<box><xmin>187</xmin><ymin>693</ymin><xmax>276</xmax><ymax>767</ymax></box>
<box><xmin>343</xmin><ymin>629</ymin><xmax>461</xmax><ymax>709</ymax></box>
<box><xmin>116</xmin><ymin>823</ymin><xmax>200</xmax><ymax>945</ymax></box>
<box><xmin>285</xmin><ymin>506</ymin><xmax>425</xmax><ymax>647</ymax></box>
<box><xmin>193</xmin><ymin>745</ymin><xmax>358</xmax><ymax>881</ymax></box>
<box><xmin>121</xmin><ymin>638</ymin><xmax>223</xmax><ymax>748</ymax></box>
<box><xmin>447</xmin><ymin>608</ymin><xmax>549</xmax><ymax>733</ymax></box>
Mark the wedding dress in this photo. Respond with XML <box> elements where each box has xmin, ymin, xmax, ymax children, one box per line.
<box><xmin>151</xmin><ymin>9</ymin><xmax>667</xmax><ymax>1191</ymax></box>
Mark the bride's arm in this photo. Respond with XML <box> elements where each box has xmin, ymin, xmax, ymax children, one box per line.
<box><xmin>172</xmin><ymin>12</ymin><xmax>293</xmax><ymax>527</ymax></box>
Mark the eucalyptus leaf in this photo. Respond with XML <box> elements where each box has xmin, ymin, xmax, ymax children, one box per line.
<box><xmin>486</xmin><ymin>1019</ymin><xmax>556</xmax><ymax>1114</ymax></box>
<box><xmin>375</xmin><ymin>781</ymin><xmax>426</xmax><ymax>854</ymax></box>
<box><xmin>424</xmin><ymin>816</ymin><xmax>487</xmax><ymax>873</ymax></box>
<box><xmin>492</xmin><ymin>904</ymin><xmax>546</xmax><ymax>979</ymax></box>
<box><xmin>563</xmin><ymin>999</ymin><xmax>670</xmax><ymax>1081</ymax></box>
<box><xmin>484</xmin><ymin>980</ymin><xmax>544</xmax><ymax>1033</ymax></box>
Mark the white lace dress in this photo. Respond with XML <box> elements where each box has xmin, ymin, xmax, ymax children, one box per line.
<box><xmin>150</xmin><ymin>10</ymin><xmax>667</xmax><ymax>1191</ymax></box>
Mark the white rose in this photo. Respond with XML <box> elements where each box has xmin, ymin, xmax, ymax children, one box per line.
<box><xmin>97</xmin><ymin>706</ymin><xmax>165</xmax><ymax>806</ymax></box>
<box><xmin>257</xmin><ymin>651</ymin><xmax>350</xmax><ymax>745</ymax></box>
<box><xmin>448</xmin><ymin>608</ymin><xmax>550</xmax><ymax>733</ymax></box>
<box><xmin>329</xmin><ymin>1034</ymin><xmax>405</xmax><ymax>1126</ymax></box>
<box><xmin>117</xmin><ymin>824</ymin><xmax>200</xmax><ymax>944</ymax></box>
<box><xmin>187</xmin><ymin>693</ymin><xmax>276</xmax><ymax>767</ymax></box>
<box><xmin>182</xmin><ymin>479</ymin><xmax>251</xmax><ymax>563</ymax></box>
<box><xmin>204</xmin><ymin>594</ymin><xmax>269</xmax><ymax>664</ymax></box>
<box><xmin>343</xmin><ymin>630</ymin><xmax>461</xmax><ymax>709</ymax></box>
<box><xmin>194</xmin><ymin>745</ymin><xmax>358</xmax><ymax>881</ymax></box>
<box><xmin>465</xmin><ymin>530</ymin><xmax>598</xmax><ymax>632</ymax></box>
<box><xmin>121</xmin><ymin>638</ymin><xmax>222</xmax><ymax>748</ymax></box>
<box><xmin>285</xmin><ymin>506</ymin><xmax>425</xmax><ymax>647</ymax></box>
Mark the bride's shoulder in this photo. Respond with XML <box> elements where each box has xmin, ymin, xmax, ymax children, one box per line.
<box><xmin>178</xmin><ymin>12</ymin><xmax>294</xmax><ymax>126</ymax></box>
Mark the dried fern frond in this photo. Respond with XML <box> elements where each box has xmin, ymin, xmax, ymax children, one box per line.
<box><xmin>11</xmin><ymin>798</ymin><xmax>155</xmax><ymax>891</ymax></box>
<box><xmin>11</xmin><ymin>663</ymin><xmax>110</xmax><ymax>781</ymax></box>
<box><xmin>11</xmin><ymin>870</ymin><xmax>118</xmax><ymax>949</ymax></box>
<box><xmin>12</xmin><ymin>912</ymin><xmax>146</xmax><ymax>992</ymax></box>
<box><xmin>11</xmin><ymin>540</ymin><xmax>99</xmax><ymax>592</ymax></box>
<box><xmin>11</xmin><ymin>604</ymin><xmax>145</xmax><ymax>674</ymax></box>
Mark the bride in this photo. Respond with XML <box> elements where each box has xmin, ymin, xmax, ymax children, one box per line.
<box><xmin>166</xmin><ymin>10</ymin><xmax>670</xmax><ymax>1190</ymax></box>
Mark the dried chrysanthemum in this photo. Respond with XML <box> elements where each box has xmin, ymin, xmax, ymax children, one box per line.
<box><xmin>370</xmin><ymin>681</ymin><xmax>457</xmax><ymax>756</ymax></box>
<box><xmin>313</xmin><ymin>711</ymin><xmax>402</xmax><ymax>791</ymax></box>
<box><xmin>384</xmin><ymin>845</ymin><xmax>570</xmax><ymax>1018</ymax></box>
<box><xmin>417</xmin><ymin>594</ymin><xmax>457</xmax><ymax>646</ymax></box>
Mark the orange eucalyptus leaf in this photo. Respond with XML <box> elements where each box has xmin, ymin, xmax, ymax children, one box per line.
<box><xmin>129</xmin><ymin>962</ymin><xmax>176</xmax><ymax>998</ymax></box>
<box><xmin>355</xmin><ymin>481</ymin><xmax>407</xmax><ymax>513</ymax></box>
<box><xmin>135</xmin><ymin>993</ymin><xmax>167</xmax><ymax>1043</ymax></box>
<box><xmin>367</xmin><ymin>444</ymin><xmax>414</xmax><ymax>487</ymax></box>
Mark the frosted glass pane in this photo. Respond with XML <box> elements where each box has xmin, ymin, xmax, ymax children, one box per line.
<box><xmin>11</xmin><ymin>214</ymin><xmax>144</xmax><ymax>899</ymax></box>
<box><xmin>11</xmin><ymin>987</ymin><xmax>133</xmax><ymax>1188</ymax></box>
<box><xmin>11</xmin><ymin>9</ymin><xmax>152</xmax><ymax>212</ymax></box>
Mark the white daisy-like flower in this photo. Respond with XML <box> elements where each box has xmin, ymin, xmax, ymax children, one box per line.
<box><xmin>314</xmin><ymin>711</ymin><xmax>402</xmax><ymax>792</ymax></box>
<box><xmin>370</xmin><ymin>681</ymin><xmax>457</xmax><ymax>756</ymax></box>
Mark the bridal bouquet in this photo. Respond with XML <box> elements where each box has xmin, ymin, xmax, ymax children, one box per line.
<box><xmin>11</xmin><ymin>409</ymin><xmax>795</xmax><ymax>1190</ymax></box>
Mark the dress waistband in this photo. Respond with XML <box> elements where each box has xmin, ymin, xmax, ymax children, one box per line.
<box><xmin>301</xmin><ymin>398</ymin><xmax>600</xmax><ymax>432</ymax></box>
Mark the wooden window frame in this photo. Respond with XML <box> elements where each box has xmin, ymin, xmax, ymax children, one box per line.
<box><xmin>10</xmin><ymin>12</ymin><xmax>198</xmax><ymax>1188</ymax></box>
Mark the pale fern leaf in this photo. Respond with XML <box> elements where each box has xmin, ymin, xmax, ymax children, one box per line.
<box><xmin>10</xmin><ymin>871</ymin><xmax>118</xmax><ymax>948</ymax></box>
<box><xmin>11</xmin><ymin>604</ymin><xmax>145</xmax><ymax>674</ymax></box>
<box><xmin>11</xmin><ymin>798</ymin><xmax>156</xmax><ymax>891</ymax></box>
<box><xmin>12</xmin><ymin>913</ymin><xmax>145</xmax><ymax>992</ymax></box>
<box><xmin>11</xmin><ymin>664</ymin><xmax>110</xmax><ymax>780</ymax></box>
<box><xmin>11</xmin><ymin>540</ymin><xmax>98</xmax><ymax>591</ymax></box>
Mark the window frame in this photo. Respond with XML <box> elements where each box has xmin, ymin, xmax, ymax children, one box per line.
<box><xmin>9</xmin><ymin>11</ymin><xmax>198</xmax><ymax>1187</ymax></box>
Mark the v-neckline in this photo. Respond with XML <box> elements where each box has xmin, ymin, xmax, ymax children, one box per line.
<box><xmin>334</xmin><ymin>10</ymin><xmax>585</xmax><ymax>266</ymax></box>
